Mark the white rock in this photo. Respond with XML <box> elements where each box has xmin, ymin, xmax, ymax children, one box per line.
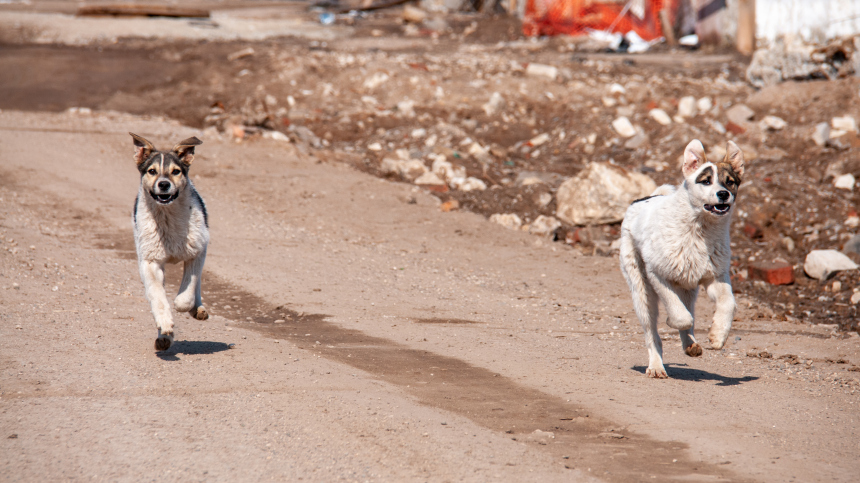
<box><xmin>609</xmin><ymin>83</ymin><xmax>626</xmax><ymax>95</ymax></box>
<box><xmin>264</xmin><ymin>94</ymin><xmax>278</xmax><ymax>107</ymax></box>
<box><xmin>525</xmin><ymin>429</ymin><xmax>555</xmax><ymax>445</ymax></box>
<box><xmin>677</xmin><ymin>96</ymin><xmax>697</xmax><ymax>118</ymax></box>
<box><xmin>431</xmin><ymin>155</ymin><xmax>465</xmax><ymax>182</ymax></box>
<box><xmin>367</xmin><ymin>142</ymin><xmax>382</xmax><ymax>151</ymax></box>
<box><xmin>804</xmin><ymin>249</ymin><xmax>859</xmax><ymax>280</ymax></box>
<box><xmin>528</xmin><ymin>215</ymin><xmax>562</xmax><ymax>237</ymax></box>
<box><xmin>812</xmin><ymin>122</ymin><xmax>831</xmax><ymax>146</ymax></box>
<box><xmin>648</xmin><ymin>108</ymin><xmax>672</xmax><ymax>125</ymax></box>
<box><xmin>363</xmin><ymin>72</ymin><xmax>389</xmax><ymax>90</ymax></box>
<box><xmin>483</xmin><ymin>92</ymin><xmax>505</xmax><ymax>116</ymax></box>
<box><xmin>526</xmin><ymin>63</ymin><xmax>558</xmax><ymax>80</ymax></box>
<box><xmin>397</xmin><ymin>99</ymin><xmax>416</xmax><ymax>118</ymax></box>
<box><xmin>489</xmin><ymin>213</ymin><xmax>522</xmax><ymax>230</ymax></box>
<box><xmin>611</xmin><ymin>116</ymin><xmax>637</xmax><ymax>138</ymax></box>
<box><xmin>726</xmin><ymin>104</ymin><xmax>755</xmax><ymax>125</ymax></box>
<box><xmin>263</xmin><ymin>130</ymin><xmax>290</xmax><ymax>142</ymax></box>
<box><xmin>851</xmin><ymin>291</ymin><xmax>860</xmax><ymax>305</ymax></box>
<box><xmin>528</xmin><ymin>133</ymin><xmax>550</xmax><ymax>147</ymax></box>
<box><xmin>451</xmin><ymin>176</ymin><xmax>487</xmax><ymax>191</ymax></box>
<box><xmin>402</xmin><ymin>5</ymin><xmax>428</xmax><ymax>23</ymax></box>
<box><xmin>832</xmin><ymin>116</ymin><xmax>858</xmax><ymax>132</ymax></box>
<box><xmin>556</xmin><ymin>163</ymin><xmax>657</xmax><ymax>225</ymax></box>
<box><xmin>381</xmin><ymin>158</ymin><xmax>427</xmax><ymax>181</ymax></box>
<box><xmin>761</xmin><ymin>115</ymin><xmax>787</xmax><ymax>130</ymax></box>
<box><xmin>696</xmin><ymin>97</ymin><xmax>713</xmax><ymax>113</ymax></box>
<box><xmin>601</xmin><ymin>96</ymin><xmax>618</xmax><ymax>107</ymax></box>
<box><xmin>414</xmin><ymin>171</ymin><xmax>445</xmax><ymax>186</ymax></box>
<box><xmin>411</xmin><ymin>128</ymin><xmax>427</xmax><ymax>138</ymax></box>
<box><xmin>834</xmin><ymin>173</ymin><xmax>856</xmax><ymax>190</ymax></box>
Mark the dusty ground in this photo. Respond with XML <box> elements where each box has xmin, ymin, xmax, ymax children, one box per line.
<box><xmin>1</xmin><ymin>2</ymin><xmax>860</xmax><ymax>482</ymax></box>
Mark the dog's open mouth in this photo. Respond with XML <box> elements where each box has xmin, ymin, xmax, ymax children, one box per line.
<box><xmin>704</xmin><ymin>203</ymin><xmax>731</xmax><ymax>215</ymax></box>
<box><xmin>150</xmin><ymin>191</ymin><xmax>178</xmax><ymax>205</ymax></box>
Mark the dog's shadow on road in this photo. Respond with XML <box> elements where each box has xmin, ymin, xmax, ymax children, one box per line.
<box><xmin>157</xmin><ymin>340</ymin><xmax>233</xmax><ymax>361</ymax></box>
<box><xmin>631</xmin><ymin>364</ymin><xmax>759</xmax><ymax>386</ymax></box>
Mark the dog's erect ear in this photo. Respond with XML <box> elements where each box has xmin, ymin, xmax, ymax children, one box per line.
<box><xmin>172</xmin><ymin>137</ymin><xmax>202</xmax><ymax>166</ymax></box>
<box><xmin>724</xmin><ymin>141</ymin><xmax>745</xmax><ymax>179</ymax></box>
<box><xmin>130</xmin><ymin>132</ymin><xmax>155</xmax><ymax>166</ymax></box>
<box><xmin>682</xmin><ymin>139</ymin><xmax>706</xmax><ymax>177</ymax></box>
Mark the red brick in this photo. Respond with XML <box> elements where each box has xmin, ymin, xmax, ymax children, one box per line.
<box><xmin>742</xmin><ymin>222</ymin><xmax>763</xmax><ymax>239</ymax></box>
<box><xmin>726</xmin><ymin>121</ymin><xmax>746</xmax><ymax>134</ymax></box>
<box><xmin>748</xmin><ymin>262</ymin><xmax>795</xmax><ymax>285</ymax></box>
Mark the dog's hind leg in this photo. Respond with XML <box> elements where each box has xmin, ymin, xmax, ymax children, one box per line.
<box><xmin>175</xmin><ymin>248</ymin><xmax>208</xmax><ymax>320</ymax></box>
<box><xmin>140</xmin><ymin>260</ymin><xmax>174</xmax><ymax>350</ymax></box>
<box><xmin>704</xmin><ymin>275</ymin><xmax>736</xmax><ymax>349</ymax></box>
<box><xmin>620</xmin><ymin>236</ymin><xmax>667</xmax><ymax>378</ymax></box>
<box><xmin>678</xmin><ymin>287</ymin><xmax>702</xmax><ymax>357</ymax></box>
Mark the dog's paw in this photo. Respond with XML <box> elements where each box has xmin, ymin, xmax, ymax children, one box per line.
<box><xmin>685</xmin><ymin>343</ymin><xmax>703</xmax><ymax>357</ymax></box>
<box><xmin>154</xmin><ymin>334</ymin><xmax>173</xmax><ymax>351</ymax></box>
<box><xmin>708</xmin><ymin>335</ymin><xmax>726</xmax><ymax>350</ymax></box>
<box><xmin>645</xmin><ymin>366</ymin><xmax>668</xmax><ymax>379</ymax></box>
<box><xmin>192</xmin><ymin>306</ymin><xmax>209</xmax><ymax>320</ymax></box>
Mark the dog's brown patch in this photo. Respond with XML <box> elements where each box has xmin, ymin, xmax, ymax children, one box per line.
<box><xmin>716</xmin><ymin>162</ymin><xmax>741</xmax><ymax>197</ymax></box>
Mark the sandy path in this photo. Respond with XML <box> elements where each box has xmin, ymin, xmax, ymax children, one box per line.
<box><xmin>1</xmin><ymin>110</ymin><xmax>858</xmax><ymax>482</ymax></box>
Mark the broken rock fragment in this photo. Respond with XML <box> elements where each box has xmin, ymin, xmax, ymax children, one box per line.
<box><xmin>556</xmin><ymin>163</ymin><xmax>656</xmax><ymax>225</ymax></box>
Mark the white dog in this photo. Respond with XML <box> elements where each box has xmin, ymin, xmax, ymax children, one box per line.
<box><xmin>131</xmin><ymin>133</ymin><xmax>210</xmax><ymax>351</ymax></box>
<box><xmin>619</xmin><ymin>140</ymin><xmax>744</xmax><ymax>378</ymax></box>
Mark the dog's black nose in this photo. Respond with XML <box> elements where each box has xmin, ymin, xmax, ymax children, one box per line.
<box><xmin>717</xmin><ymin>190</ymin><xmax>730</xmax><ymax>201</ymax></box>
<box><xmin>158</xmin><ymin>181</ymin><xmax>171</xmax><ymax>191</ymax></box>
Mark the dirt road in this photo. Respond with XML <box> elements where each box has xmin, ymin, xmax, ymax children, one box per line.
<box><xmin>1</xmin><ymin>110</ymin><xmax>858</xmax><ymax>481</ymax></box>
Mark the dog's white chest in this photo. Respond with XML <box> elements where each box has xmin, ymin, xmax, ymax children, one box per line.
<box><xmin>134</xmin><ymin>194</ymin><xmax>208</xmax><ymax>264</ymax></box>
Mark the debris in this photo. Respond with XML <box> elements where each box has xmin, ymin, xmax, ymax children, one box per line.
<box><xmin>748</xmin><ymin>261</ymin><xmax>795</xmax><ymax>285</ymax></box>
<box><xmin>431</xmin><ymin>155</ymin><xmax>466</xmax><ymax>183</ymax></box>
<box><xmin>525</xmin><ymin>63</ymin><xmax>558</xmax><ymax>81</ymax></box>
<box><xmin>363</xmin><ymin>72</ymin><xmax>390</xmax><ymax>90</ymax></box>
<box><xmin>611</xmin><ymin>116</ymin><xmax>637</xmax><ymax>138</ymax></box>
<box><xmin>648</xmin><ymin>108</ymin><xmax>672</xmax><ymax>126</ymax></box>
<box><xmin>367</xmin><ymin>142</ymin><xmax>382</xmax><ymax>151</ymax></box>
<box><xmin>804</xmin><ymin>249</ymin><xmax>859</xmax><ymax>280</ymax></box>
<box><xmin>528</xmin><ymin>215</ymin><xmax>562</xmax><ymax>238</ymax></box>
<box><xmin>524</xmin><ymin>429</ymin><xmax>555</xmax><ymax>445</ymax></box>
<box><xmin>677</xmin><ymin>96</ymin><xmax>697</xmax><ymax>118</ymax></box>
<box><xmin>227</xmin><ymin>47</ymin><xmax>255</xmax><ymax>61</ymax></box>
<box><xmin>746</xmin><ymin>36</ymin><xmax>856</xmax><ymax>88</ymax></box>
<box><xmin>834</xmin><ymin>174</ymin><xmax>856</xmax><ymax>190</ymax></box>
<box><xmin>832</xmin><ymin>116</ymin><xmax>858</xmax><ymax>133</ymax></box>
<box><xmin>483</xmin><ymin>92</ymin><xmax>505</xmax><ymax>116</ymax></box>
<box><xmin>747</xmin><ymin>350</ymin><xmax>773</xmax><ymax>359</ymax></box>
<box><xmin>396</xmin><ymin>99</ymin><xmax>416</xmax><ymax>118</ymax></box>
<box><xmin>624</xmin><ymin>130</ymin><xmax>648</xmax><ymax>150</ymax></box>
<box><xmin>489</xmin><ymin>213</ymin><xmax>523</xmax><ymax>230</ymax></box>
<box><xmin>414</xmin><ymin>171</ymin><xmax>446</xmax><ymax>188</ymax></box>
<box><xmin>381</xmin><ymin>158</ymin><xmax>427</xmax><ymax>182</ymax></box>
<box><xmin>852</xmin><ymin>292</ymin><xmax>860</xmax><ymax>305</ymax></box>
<box><xmin>843</xmin><ymin>234</ymin><xmax>860</xmax><ymax>255</ymax></box>
<box><xmin>528</xmin><ymin>133</ymin><xmax>551</xmax><ymax>147</ymax></box>
<box><xmin>402</xmin><ymin>5</ymin><xmax>428</xmax><ymax>23</ymax></box>
<box><xmin>696</xmin><ymin>97</ymin><xmax>713</xmax><ymax>113</ymax></box>
<box><xmin>678</xmin><ymin>34</ymin><xmax>698</xmax><ymax>47</ymax></box>
<box><xmin>318</xmin><ymin>12</ymin><xmax>335</xmax><ymax>25</ymax></box>
<box><xmin>451</xmin><ymin>177</ymin><xmax>487</xmax><ymax>192</ymax></box>
<box><xmin>812</xmin><ymin>123</ymin><xmax>831</xmax><ymax>146</ymax></box>
<box><xmin>743</xmin><ymin>222</ymin><xmax>763</xmax><ymax>239</ymax></box>
<box><xmin>726</xmin><ymin>104</ymin><xmax>755</xmax><ymax>125</ymax></box>
<box><xmin>761</xmin><ymin>115</ymin><xmax>787</xmax><ymax>131</ymax></box>
<box><xmin>440</xmin><ymin>199</ymin><xmax>459</xmax><ymax>212</ymax></box>
<box><xmin>556</xmin><ymin>163</ymin><xmax>656</xmax><ymax>225</ymax></box>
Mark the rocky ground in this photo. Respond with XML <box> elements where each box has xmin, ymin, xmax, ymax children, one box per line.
<box><xmin>1</xmin><ymin>2</ymin><xmax>860</xmax><ymax>482</ymax></box>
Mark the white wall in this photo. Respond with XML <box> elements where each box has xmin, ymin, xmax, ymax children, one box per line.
<box><xmin>757</xmin><ymin>0</ymin><xmax>860</xmax><ymax>42</ymax></box>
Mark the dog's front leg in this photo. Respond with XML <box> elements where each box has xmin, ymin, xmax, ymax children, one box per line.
<box><xmin>704</xmin><ymin>275</ymin><xmax>736</xmax><ymax>349</ymax></box>
<box><xmin>647</xmin><ymin>273</ymin><xmax>695</xmax><ymax>331</ymax></box>
<box><xmin>140</xmin><ymin>260</ymin><xmax>174</xmax><ymax>350</ymax></box>
<box><xmin>175</xmin><ymin>248</ymin><xmax>208</xmax><ymax>320</ymax></box>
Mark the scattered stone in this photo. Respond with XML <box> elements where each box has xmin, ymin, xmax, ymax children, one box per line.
<box><xmin>852</xmin><ymin>291</ymin><xmax>860</xmax><ymax>304</ymax></box>
<box><xmin>556</xmin><ymin>163</ymin><xmax>656</xmax><ymax>225</ymax></box>
<box><xmin>846</xmin><ymin>215</ymin><xmax>860</xmax><ymax>228</ymax></box>
<box><xmin>263</xmin><ymin>130</ymin><xmax>290</xmax><ymax>142</ymax></box>
<box><xmin>489</xmin><ymin>213</ymin><xmax>523</xmax><ymax>230</ymax></box>
<box><xmin>608</xmin><ymin>83</ymin><xmax>626</xmax><ymax>95</ymax></box>
<box><xmin>367</xmin><ymin>142</ymin><xmax>382</xmax><ymax>151</ymax></box>
<box><xmin>761</xmin><ymin>115</ymin><xmax>787</xmax><ymax>131</ymax></box>
<box><xmin>833</xmin><ymin>280</ymin><xmax>843</xmax><ymax>292</ymax></box>
<box><xmin>696</xmin><ymin>97</ymin><xmax>713</xmax><ymax>113</ymax></box>
<box><xmin>291</xmin><ymin>126</ymin><xmax>322</xmax><ymax>148</ymax></box>
<box><xmin>363</xmin><ymin>72</ymin><xmax>389</xmax><ymax>90</ymax></box>
<box><xmin>782</xmin><ymin>236</ymin><xmax>796</xmax><ymax>253</ymax></box>
<box><xmin>834</xmin><ymin>173</ymin><xmax>856</xmax><ymax>190</ymax></box>
<box><xmin>726</xmin><ymin>104</ymin><xmax>755</xmax><ymax>125</ymax></box>
<box><xmin>440</xmin><ymin>199</ymin><xmax>459</xmax><ymax>212</ymax></box>
<box><xmin>451</xmin><ymin>177</ymin><xmax>487</xmax><ymax>192</ymax></box>
<box><xmin>525</xmin><ymin>429</ymin><xmax>555</xmax><ymax>445</ymax></box>
<box><xmin>227</xmin><ymin>47</ymin><xmax>255</xmax><ymax>61</ymax></box>
<box><xmin>707</xmin><ymin>119</ymin><xmax>727</xmax><ymax>134</ymax></box>
<box><xmin>528</xmin><ymin>133</ymin><xmax>550</xmax><ymax>147</ymax></box>
<box><xmin>677</xmin><ymin>96</ymin><xmax>697</xmax><ymax>118</ymax></box>
<box><xmin>832</xmin><ymin>116</ymin><xmax>858</xmax><ymax>132</ymax></box>
<box><xmin>748</xmin><ymin>261</ymin><xmax>795</xmax><ymax>285</ymax></box>
<box><xmin>747</xmin><ymin>350</ymin><xmax>773</xmax><ymax>359</ymax></box>
<box><xmin>528</xmin><ymin>215</ymin><xmax>562</xmax><ymax>237</ymax></box>
<box><xmin>515</xmin><ymin>171</ymin><xmax>564</xmax><ymax>187</ymax></box>
<box><xmin>525</xmin><ymin>63</ymin><xmax>558</xmax><ymax>80</ymax></box>
<box><xmin>411</xmin><ymin>128</ymin><xmax>427</xmax><ymax>138</ymax></box>
<box><xmin>414</xmin><ymin>171</ymin><xmax>446</xmax><ymax>188</ymax></box>
<box><xmin>812</xmin><ymin>122</ymin><xmax>831</xmax><ymax>146</ymax></box>
<box><xmin>611</xmin><ymin>116</ymin><xmax>637</xmax><ymax>138</ymax></box>
<box><xmin>624</xmin><ymin>130</ymin><xmax>648</xmax><ymax>150</ymax></box>
<box><xmin>757</xmin><ymin>146</ymin><xmax>787</xmax><ymax>162</ymax></box>
<box><xmin>422</xmin><ymin>17</ymin><xmax>449</xmax><ymax>33</ymax></box>
<box><xmin>402</xmin><ymin>5</ymin><xmax>428</xmax><ymax>23</ymax></box>
<box><xmin>396</xmin><ymin>99</ymin><xmax>416</xmax><ymax>118</ymax></box>
<box><xmin>381</xmin><ymin>158</ymin><xmax>427</xmax><ymax>182</ymax></box>
<box><xmin>483</xmin><ymin>92</ymin><xmax>505</xmax><ymax>116</ymax></box>
<box><xmin>804</xmin><ymin>249</ymin><xmax>859</xmax><ymax>280</ymax></box>
<box><xmin>743</xmin><ymin>222</ymin><xmax>763</xmax><ymax>239</ymax></box>
<box><xmin>648</xmin><ymin>108</ymin><xmax>672</xmax><ymax>125</ymax></box>
<box><xmin>725</xmin><ymin>121</ymin><xmax>746</xmax><ymax>135</ymax></box>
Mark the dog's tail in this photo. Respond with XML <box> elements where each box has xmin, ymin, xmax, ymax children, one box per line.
<box><xmin>651</xmin><ymin>184</ymin><xmax>675</xmax><ymax>197</ymax></box>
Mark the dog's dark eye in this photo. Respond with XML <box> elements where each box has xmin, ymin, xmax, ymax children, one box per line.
<box><xmin>701</xmin><ymin>178</ymin><xmax>711</xmax><ymax>186</ymax></box>
<box><xmin>171</xmin><ymin>169</ymin><xmax>181</xmax><ymax>176</ymax></box>
<box><xmin>147</xmin><ymin>169</ymin><xmax>157</xmax><ymax>175</ymax></box>
<box><xmin>725</xmin><ymin>179</ymin><xmax>735</xmax><ymax>187</ymax></box>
